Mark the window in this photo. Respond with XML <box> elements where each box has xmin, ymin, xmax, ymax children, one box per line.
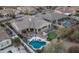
<box><xmin>53</xmin><ymin>20</ymin><xmax>56</xmax><ymax>23</ymax></box>
<box><xmin>22</xmin><ymin>30</ymin><xmax>26</xmax><ymax>33</ymax></box>
<box><xmin>38</xmin><ymin>29</ymin><xmax>41</xmax><ymax>31</ymax></box>
<box><xmin>30</xmin><ymin>28</ymin><xmax>34</xmax><ymax>32</ymax></box>
<box><xmin>7</xmin><ymin>50</ymin><xmax>13</xmax><ymax>53</ymax></box>
<box><xmin>26</xmin><ymin>29</ymin><xmax>29</xmax><ymax>31</ymax></box>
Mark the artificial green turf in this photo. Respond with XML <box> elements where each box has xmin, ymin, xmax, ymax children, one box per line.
<box><xmin>47</xmin><ymin>32</ymin><xmax>57</xmax><ymax>41</ymax></box>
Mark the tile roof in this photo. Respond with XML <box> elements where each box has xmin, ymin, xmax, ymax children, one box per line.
<box><xmin>11</xmin><ymin>15</ymin><xmax>51</xmax><ymax>31</ymax></box>
<box><xmin>39</xmin><ymin>12</ymin><xmax>68</xmax><ymax>22</ymax></box>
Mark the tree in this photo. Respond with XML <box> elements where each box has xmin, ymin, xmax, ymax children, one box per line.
<box><xmin>0</xmin><ymin>23</ymin><xmax>5</xmax><ymax>27</ymax></box>
<box><xmin>12</xmin><ymin>37</ymin><xmax>21</xmax><ymax>47</ymax></box>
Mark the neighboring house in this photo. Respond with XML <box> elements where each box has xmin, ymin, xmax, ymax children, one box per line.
<box><xmin>0</xmin><ymin>26</ymin><xmax>12</xmax><ymax>50</ymax></box>
<box><xmin>54</xmin><ymin>6</ymin><xmax>76</xmax><ymax>15</ymax></box>
<box><xmin>17</xmin><ymin>6</ymin><xmax>37</xmax><ymax>15</ymax></box>
<box><xmin>0</xmin><ymin>17</ymin><xmax>12</xmax><ymax>22</ymax></box>
<box><xmin>0</xmin><ymin>39</ymin><xmax>12</xmax><ymax>50</ymax></box>
<box><xmin>37</xmin><ymin>12</ymin><xmax>68</xmax><ymax>24</ymax></box>
<box><xmin>0</xmin><ymin>8</ymin><xmax>20</xmax><ymax>17</ymax></box>
<box><xmin>11</xmin><ymin>15</ymin><xmax>51</xmax><ymax>33</ymax></box>
<box><xmin>71</xmin><ymin>16</ymin><xmax>79</xmax><ymax>21</ymax></box>
<box><xmin>71</xmin><ymin>6</ymin><xmax>79</xmax><ymax>13</ymax></box>
<box><xmin>0</xmin><ymin>8</ymin><xmax>20</xmax><ymax>22</ymax></box>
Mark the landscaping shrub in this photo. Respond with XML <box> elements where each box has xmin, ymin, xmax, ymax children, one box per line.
<box><xmin>57</xmin><ymin>27</ymin><xmax>74</xmax><ymax>38</ymax></box>
<box><xmin>12</xmin><ymin>37</ymin><xmax>21</xmax><ymax>46</ymax></box>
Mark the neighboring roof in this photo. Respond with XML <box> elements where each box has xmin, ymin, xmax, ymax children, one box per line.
<box><xmin>71</xmin><ymin>16</ymin><xmax>79</xmax><ymax>21</ymax></box>
<box><xmin>11</xmin><ymin>15</ymin><xmax>51</xmax><ymax>31</ymax></box>
<box><xmin>0</xmin><ymin>17</ymin><xmax>12</xmax><ymax>22</ymax></box>
<box><xmin>36</xmin><ymin>12</ymin><xmax>68</xmax><ymax>22</ymax></box>
<box><xmin>0</xmin><ymin>9</ymin><xmax>16</xmax><ymax>15</ymax></box>
<box><xmin>0</xmin><ymin>26</ymin><xmax>10</xmax><ymax>42</ymax></box>
<box><xmin>54</xmin><ymin>6</ymin><xmax>76</xmax><ymax>14</ymax></box>
<box><xmin>70</xmin><ymin>6</ymin><xmax>79</xmax><ymax>11</ymax></box>
<box><xmin>17</xmin><ymin>6</ymin><xmax>37</xmax><ymax>13</ymax></box>
<box><xmin>0</xmin><ymin>39</ymin><xmax>12</xmax><ymax>50</ymax></box>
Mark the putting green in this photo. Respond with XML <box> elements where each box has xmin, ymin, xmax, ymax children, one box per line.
<box><xmin>47</xmin><ymin>32</ymin><xmax>57</xmax><ymax>41</ymax></box>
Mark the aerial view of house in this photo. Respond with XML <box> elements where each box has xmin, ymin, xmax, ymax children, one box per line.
<box><xmin>0</xmin><ymin>6</ymin><xmax>79</xmax><ymax>53</ymax></box>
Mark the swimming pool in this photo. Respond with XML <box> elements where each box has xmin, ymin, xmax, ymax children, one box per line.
<box><xmin>63</xmin><ymin>20</ymin><xmax>71</xmax><ymax>28</ymax></box>
<box><xmin>29</xmin><ymin>40</ymin><xmax>46</xmax><ymax>49</ymax></box>
<box><xmin>28</xmin><ymin>37</ymin><xmax>48</xmax><ymax>50</ymax></box>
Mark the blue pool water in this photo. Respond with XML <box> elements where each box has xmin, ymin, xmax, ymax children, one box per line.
<box><xmin>29</xmin><ymin>40</ymin><xmax>46</xmax><ymax>49</ymax></box>
<box><xmin>63</xmin><ymin>20</ymin><xmax>71</xmax><ymax>28</ymax></box>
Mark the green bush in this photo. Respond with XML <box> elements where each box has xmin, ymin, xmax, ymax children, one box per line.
<box><xmin>13</xmin><ymin>37</ymin><xmax>20</xmax><ymax>43</ymax></box>
<box><xmin>0</xmin><ymin>23</ymin><xmax>5</xmax><ymax>27</ymax></box>
<box><xmin>12</xmin><ymin>37</ymin><xmax>21</xmax><ymax>46</ymax></box>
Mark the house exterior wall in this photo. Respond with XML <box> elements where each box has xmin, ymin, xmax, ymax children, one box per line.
<box><xmin>39</xmin><ymin>24</ymin><xmax>51</xmax><ymax>33</ymax></box>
